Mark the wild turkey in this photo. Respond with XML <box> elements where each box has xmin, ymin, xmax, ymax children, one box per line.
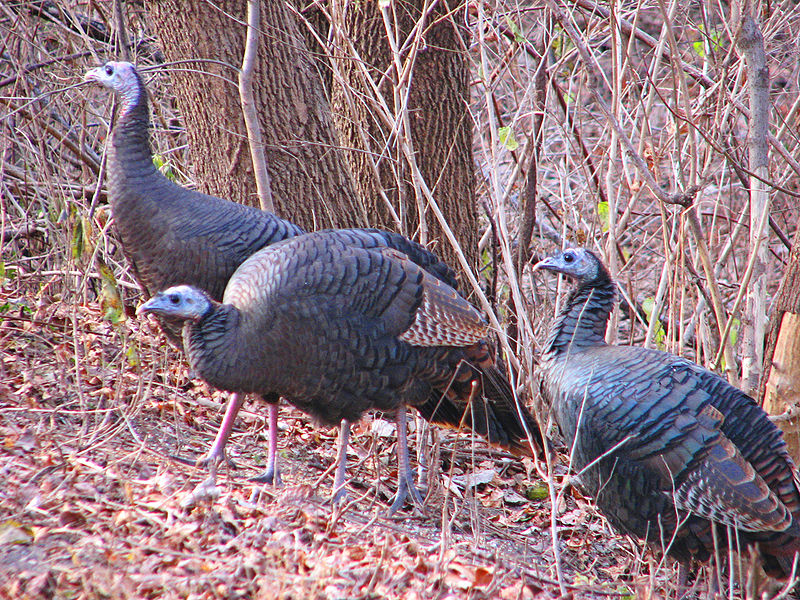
<box><xmin>85</xmin><ymin>61</ymin><xmax>303</xmax><ymax>485</ymax></box>
<box><xmin>139</xmin><ymin>229</ymin><xmax>543</xmax><ymax>512</ymax></box>
<box><xmin>534</xmin><ymin>248</ymin><xmax>800</xmax><ymax>579</ymax></box>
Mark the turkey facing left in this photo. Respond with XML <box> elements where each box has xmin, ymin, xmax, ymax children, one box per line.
<box><xmin>534</xmin><ymin>247</ymin><xmax>800</xmax><ymax>582</ymax></box>
<box><xmin>140</xmin><ymin>229</ymin><xmax>544</xmax><ymax>512</ymax></box>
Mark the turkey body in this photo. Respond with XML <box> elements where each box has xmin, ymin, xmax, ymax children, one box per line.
<box><xmin>535</xmin><ymin>248</ymin><xmax>800</xmax><ymax>578</ymax></box>
<box><xmin>186</xmin><ymin>229</ymin><xmax>495</xmax><ymax>426</ymax></box>
<box><xmin>140</xmin><ymin>229</ymin><xmax>542</xmax><ymax>510</ymax></box>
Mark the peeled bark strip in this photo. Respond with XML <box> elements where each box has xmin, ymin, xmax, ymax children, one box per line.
<box><xmin>763</xmin><ymin>312</ymin><xmax>800</xmax><ymax>461</ymax></box>
<box><xmin>761</xmin><ymin>227</ymin><xmax>800</xmax><ymax>460</ymax></box>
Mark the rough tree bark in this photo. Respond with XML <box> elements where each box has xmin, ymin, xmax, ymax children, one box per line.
<box><xmin>761</xmin><ymin>227</ymin><xmax>800</xmax><ymax>461</ymax></box>
<box><xmin>143</xmin><ymin>0</ymin><xmax>366</xmax><ymax>230</ymax></box>
<box><xmin>329</xmin><ymin>0</ymin><xmax>478</xmax><ymax>270</ymax></box>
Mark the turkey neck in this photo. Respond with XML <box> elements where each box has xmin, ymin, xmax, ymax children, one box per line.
<box><xmin>107</xmin><ymin>74</ymin><xmax>159</xmax><ymax>199</ymax></box>
<box><xmin>184</xmin><ymin>305</ymin><xmax>269</xmax><ymax>393</ymax></box>
<box><xmin>184</xmin><ymin>305</ymin><xmax>240</xmax><ymax>388</ymax></box>
<box><xmin>542</xmin><ymin>273</ymin><xmax>616</xmax><ymax>358</ymax></box>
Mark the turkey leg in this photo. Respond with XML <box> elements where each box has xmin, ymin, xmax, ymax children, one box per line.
<box><xmin>390</xmin><ymin>409</ymin><xmax>425</xmax><ymax>514</ymax></box>
<box><xmin>172</xmin><ymin>392</ymin><xmax>245</xmax><ymax>475</ymax></box>
<box><xmin>250</xmin><ymin>402</ymin><xmax>282</xmax><ymax>485</ymax></box>
<box><xmin>331</xmin><ymin>419</ymin><xmax>351</xmax><ymax>504</ymax></box>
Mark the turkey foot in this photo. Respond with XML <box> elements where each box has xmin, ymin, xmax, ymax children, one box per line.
<box><xmin>389</xmin><ymin>478</ymin><xmax>425</xmax><ymax>515</ymax></box>
<box><xmin>172</xmin><ymin>391</ymin><xmax>246</xmax><ymax>474</ymax></box>
<box><xmin>170</xmin><ymin>451</ymin><xmax>237</xmax><ymax>472</ymax></box>
<box><xmin>249</xmin><ymin>466</ymin><xmax>281</xmax><ymax>486</ymax></box>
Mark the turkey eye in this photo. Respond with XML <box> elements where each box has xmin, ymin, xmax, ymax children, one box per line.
<box><xmin>105</xmin><ymin>65</ymin><xmax>113</xmax><ymax>75</ymax></box>
<box><xmin>169</xmin><ymin>294</ymin><xmax>180</xmax><ymax>305</ymax></box>
<box><xmin>564</xmin><ymin>252</ymin><xmax>575</xmax><ymax>263</ymax></box>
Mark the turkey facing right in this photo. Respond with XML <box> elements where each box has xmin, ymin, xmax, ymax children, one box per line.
<box><xmin>534</xmin><ymin>247</ymin><xmax>800</xmax><ymax>584</ymax></box>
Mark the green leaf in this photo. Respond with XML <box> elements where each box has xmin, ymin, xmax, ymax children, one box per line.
<box><xmin>125</xmin><ymin>344</ymin><xmax>139</xmax><ymax>368</ymax></box>
<box><xmin>615</xmin><ymin>585</ymin><xmax>635</xmax><ymax>600</ymax></box>
<box><xmin>0</xmin><ymin>301</ymin><xmax>31</xmax><ymax>315</ymax></box>
<box><xmin>596</xmin><ymin>201</ymin><xmax>610</xmax><ymax>232</ymax></box>
<box><xmin>104</xmin><ymin>305</ymin><xmax>124</xmax><ymax>323</ymax></box>
<box><xmin>693</xmin><ymin>26</ymin><xmax>722</xmax><ymax>58</ymax></box>
<box><xmin>504</xmin><ymin>16</ymin><xmax>526</xmax><ymax>44</ymax></box>
<box><xmin>728</xmin><ymin>317</ymin><xmax>741</xmax><ymax>347</ymax></box>
<box><xmin>525</xmin><ymin>483</ymin><xmax>549</xmax><ymax>501</ymax></box>
<box><xmin>71</xmin><ymin>217</ymin><xmax>85</xmax><ymax>260</ymax></box>
<box><xmin>96</xmin><ymin>259</ymin><xmax>125</xmax><ymax>324</ymax></box>
<box><xmin>480</xmin><ymin>247</ymin><xmax>492</xmax><ymax>269</ymax></box>
<box><xmin>642</xmin><ymin>297</ymin><xmax>666</xmax><ymax>348</ymax></box>
<box><xmin>551</xmin><ymin>33</ymin><xmax>574</xmax><ymax>59</ymax></box>
<box><xmin>153</xmin><ymin>154</ymin><xmax>176</xmax><ymax>181</ymax></box>
<box><xmin>498</xmin><ymin>126</ymin><xmax>519</xmax><ymax>151</ymax></box>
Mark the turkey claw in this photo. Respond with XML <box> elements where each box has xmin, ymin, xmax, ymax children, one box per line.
<box><xmin>250</xmin><ymin>466</ymin><xmax>282</xmax><ymax>486</ymax></box>
<box><xmin>388</xmin><ymin>480</ymin><xmax>425</xmax><ymax>515</ymax></box>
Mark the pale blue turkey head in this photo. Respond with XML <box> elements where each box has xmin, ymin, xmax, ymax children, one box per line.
<box><xmin>533</xmin><ymin>248</ymin><xmax>601</xmax><ymax>282</ymax></box>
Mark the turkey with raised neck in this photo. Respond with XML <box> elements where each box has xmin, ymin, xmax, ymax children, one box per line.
<box><xmin>85</xmin><ymin>61</ymin><xmax>303</xmax><ymax>486</ymax></box>
<box><xmin>535</xmin><ymin>247</ymin><xmax>800</xmax><ymax>583</ymax></box>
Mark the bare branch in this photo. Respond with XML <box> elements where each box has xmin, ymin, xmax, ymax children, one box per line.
<box><xmin>238</xmin><ymin>0</ymin><xmax>274</xmax><ymax>212</ymax></box>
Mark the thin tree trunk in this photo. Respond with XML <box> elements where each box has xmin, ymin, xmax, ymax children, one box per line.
<box><xmin>736</xmin><ymin>6</ymin><xmax>771</xmax><ymax>395</ymax></box>
<box><xmin>144</xmin><ymin>0</ymin><xmax>366</xmax><ymax>230</ymax></box>
<box><xmin>329</xmin><ymin>0</ymin><xmax>478</xmax><ymax>270</ymax></box>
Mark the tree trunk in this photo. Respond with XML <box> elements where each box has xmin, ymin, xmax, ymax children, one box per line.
<box><xmin>144</xmin><ymin>0</ymin><xmax>366</xmax><ymax>230</ymax></box>
<box><xmin>761</xmin><ymin>227</ymin><xmax>800</xmax><ymax>460</ymax></box>
<box><xmin>330</xmin><ymin>0</ymin><xmax>478</xmax><ymax>271</ymax></box>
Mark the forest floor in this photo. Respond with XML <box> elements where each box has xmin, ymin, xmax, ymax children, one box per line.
<box><xmin>0</xmin><ymin>283</ymin><xmax>698</xmax><ymax>600</ymax></box>
<box><xmin>3</xmin><ymin>1</ymin><xmax>800</xmax><ymax>597</ymax></box>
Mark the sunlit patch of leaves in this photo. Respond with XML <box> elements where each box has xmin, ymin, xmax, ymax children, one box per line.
<box><xmin>498</xmin><ymin>126</ymin><xmax>519</xmax><ymax>151</ymax></box>
<box><xmin>153</xmin><ymin>154</ymin><xmax>177</xmax><ymax>181</ymax></box>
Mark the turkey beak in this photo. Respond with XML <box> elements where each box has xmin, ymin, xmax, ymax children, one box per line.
<box><xmin>84</xmin><ymin>68</ymin><xmax>101</xmax><ymax>83</ymax></box>
<box><xmin>136</xmin><ymin>297</ymin><xmax>159</xmax><ymax>317</ymax></box>
<box><xmin>532</xmin><ymin>257</ymin><xmax>557</xmax><ymax>274</ymax></box>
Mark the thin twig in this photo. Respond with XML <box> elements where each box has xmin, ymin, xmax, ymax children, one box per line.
<box><xmin>238</xmin><ymin>0</ymin><xmax>274</xmax><ymax>212</ymax></box>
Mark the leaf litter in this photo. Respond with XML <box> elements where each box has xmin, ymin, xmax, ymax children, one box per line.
<box><xmin>1</xmin><ymin>283</ymin><xmax>680</xmax><ymax>599</ymax></box>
